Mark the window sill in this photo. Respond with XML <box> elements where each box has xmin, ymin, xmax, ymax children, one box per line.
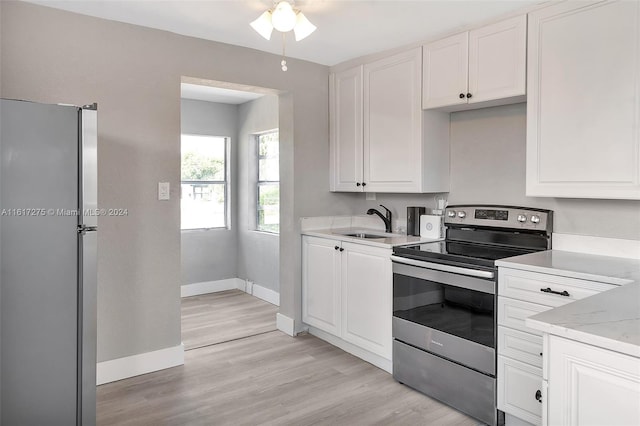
<box><xmin>253</xmin><ymin>230</ymin><xmax>279</xmax><ymax>237</ymax></box>
<box><xmin>181</xmin><ymin>227</ymin><xmax>230</xmax><ymax>233</ymax></box>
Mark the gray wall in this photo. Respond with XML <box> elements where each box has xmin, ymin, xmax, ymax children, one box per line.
<box><xmin>237</xmin><ymin>95</ymin><xmax>280</xmax><ymax>292</ymax></box>
<box><xmin>180</xmin><ymin>99</ymin><xmax>239</xmax><ymax>285</ymax></box>
<box><xmin>0</xmin><ymin>1</ymin><xmax>331</xmax><ymax>361</ymax></box>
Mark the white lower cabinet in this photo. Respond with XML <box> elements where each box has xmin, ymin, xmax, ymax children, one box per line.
<box><xmin>546</xmin><ymin>335</ymin><xmax>640</xmax><ymax>426</ymax></box>
<box><xmin>341</xmin><ymin>243</ymin><xmax>392</xmax><ymax>358</ymax></box>
<box><xmin>301</xmin><ymin>236</ymin><xmax>341</xmax><ymax>335</ymax></box>
<box><xmin>302</xmin><ymin>235</ymin><xmax>392</xmax><ymax>362</ymax></box>
<box><xmin>498</xmin><ymin>356</ymin><xmax>544</xmax><ymax>425</ymax></box>
<box><xmin>497</xmin><ymin>267</ymin><xmax>618</xmax><ymax>426</ymax></box>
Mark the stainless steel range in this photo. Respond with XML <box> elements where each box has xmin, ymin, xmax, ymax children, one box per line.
<box><xmin>391</xmin><ymin>205</ymin><xmax>553</xmax><ymax>426</ymax></box>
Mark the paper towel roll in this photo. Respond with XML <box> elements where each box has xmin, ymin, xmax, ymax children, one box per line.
<box><xmin>420</xmin><ymin>214</ymin><xmax>444</xmax><ymax>239</ymax></box>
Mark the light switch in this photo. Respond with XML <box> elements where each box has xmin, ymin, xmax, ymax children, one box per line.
<box><xmin>158</xmin><ymin>182</ymin><xmax>170</xmax><ymax>200</ymax></box>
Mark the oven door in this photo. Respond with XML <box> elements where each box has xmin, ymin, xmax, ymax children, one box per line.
<box><xmin>391</xmin><ymin>256</ymin><xmax>496</xmax><ymax>376</ymax></box>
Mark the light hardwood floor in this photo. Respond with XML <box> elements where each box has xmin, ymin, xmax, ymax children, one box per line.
<box><xmin>97</xmin><ymin>291</ymin><xmax>478</xmax><ymax>426</ymax></box>
<box><xmin>181</xmin><ymin>290</ymin><xmax>279</xmax><ymax>350</ymax></box>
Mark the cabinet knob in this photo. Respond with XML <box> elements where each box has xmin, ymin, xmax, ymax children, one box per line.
<box><xmin>356</xmin><ymin>182</ymin><xmax>361</xmax><ymax>187</ymax></box>
<box><xmin>334</xmin><ymin>246</ymin><xmax>339</xmax><ymax>250</ymax></box>
<box><xmin>466</xmin><ymin>93</ymin><xmax>472</xmax><ymax>99</ymax></box>
<box><xmin>535</xmin><ymin>390</ymin><xmax>542</xmax><ymax>403</ymax></box>
<box><xmin>362</xmin><ymin>182</ymin><xmax>367</xmax><ymax>187</ymax></box>
<box><xmin>339</xmin><ymin>248</ymin><xmax>344</xmax><ymax>252</ymax></box>
<box><xmin>459</xmin><ymin>93</ymin><xmax>465</xmax><ymax>99</ymax></box>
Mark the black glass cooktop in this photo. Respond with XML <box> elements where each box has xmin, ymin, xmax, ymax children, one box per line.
<box><xmin>393</xmin><ymin>240</ymin><xmax>536</xmax><ymax>270</ymax></box>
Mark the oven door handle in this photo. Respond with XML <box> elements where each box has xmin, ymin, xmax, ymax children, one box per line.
<box><xmin>390</xmin><ymin>255</ymin><xmax>495</xmax><ymax>279</ymax></box>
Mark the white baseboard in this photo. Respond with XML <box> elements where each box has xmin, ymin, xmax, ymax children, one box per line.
<box><xmin>181</xmin><ymin>279</ymin><xmax>280</xmax><ymax>306</ymax></box>
<box><xmin>276</xmin><ymin>313</ymin><xmax>295</xmax><ymax>336</ymax></box>
<box><xmin>181</xmin><ymin>278</ymin><xmax>244</xmax><ymax>297</ymax></box>
<box><xmin>553</xmin><ymin>233</ymin><xmax>640</xmax><ymax>259</ymax></box>
<box><xmin>250</xmin><ymin>283</ymin><xmax>280</xmax><ymax>306</ymax></box>
<box><xmin>307</xmin><ymin>326</ymin><xmax>392</xmax><ymax>374</ymax></box>
<box><xmin>97</xmin><ymin>344</ymin><xmax>184</xmax><ymax>385</ymax></box>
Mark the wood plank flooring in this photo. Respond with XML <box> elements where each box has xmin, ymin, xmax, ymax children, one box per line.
<box><xmin>181</xmin><ymin>290</ymin><xmax>279</xmax><ymax>350</ymax></box>
<box><xmin>97</xmin><ymin>291</ymin><xmax>479</xmax><ymax>426</ymax></box>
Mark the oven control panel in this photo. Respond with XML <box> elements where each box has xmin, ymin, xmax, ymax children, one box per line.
<box><xmin>445</xmin><ymin>205</ymin><xmax>552</xmax><ymax>232</ymax></box>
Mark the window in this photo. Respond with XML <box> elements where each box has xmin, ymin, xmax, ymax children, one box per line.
<box><xmin>181</xmin><ymin>134</ymin><xmax>228</xmax><ymax>230</ymax></box>
<box><xmin>256</xmin><ymin>130</ymin><xmax>279</xmax><ymax>233</ymax></box>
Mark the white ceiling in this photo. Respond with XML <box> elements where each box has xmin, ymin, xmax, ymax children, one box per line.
<box><xmin>24</xmin><ymin>0</ymin><xmax>541</xmax><ymax>66</ymax></box>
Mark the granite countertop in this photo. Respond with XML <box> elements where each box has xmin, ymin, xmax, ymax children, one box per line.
<box><xmin>497</xmin><ymin>250</ymin><xmax>640</xmax><ymax>358</ymax></box>
<box><xmin>302</xmin><ymin>227</ymin><xmax>441</xmax><ymax>249</ymax></box>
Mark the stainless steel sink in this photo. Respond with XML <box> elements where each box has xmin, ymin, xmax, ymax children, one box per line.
<box><xmin>342</xmin><ymin>233</ymin><xmax>387</xmax><ymax>239</ymax></box>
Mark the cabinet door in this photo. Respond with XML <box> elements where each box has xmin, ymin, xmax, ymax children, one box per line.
<box><xmin>422</xmin><ymin>32</ymin><xmax>469</xmax><ymax>109</ymax></box>
<box><xmin>547</xmin><ymin>335</ymin><xmax>640</xmax><ymax>426</ymax></box>
<box><xmin>364</xmin><ymin>47</ymin><xmax>423</xmax><ymax>192</ymax></box>
<box><xmin>527</xmin><ymin>0</ymin><xmax>640</xmax><ymax>199</ymax></box>
<box><xmin>330</xmin><ymin>66</ymin><xmax>364</xmax><ymax>192</ymax></box>
<box><xmin>302</xmin><ymin>236</ymin><xmax>341</xmax><ymax>335</ymax></box>
<box><xmin>468</xmin><ymin>15</ymin><xmax>526</xmax><ymax>104</ymax></box>
<box><xmin>497</xmin><ymin>355</ymin><xmax>543</xmax><ymax>425</ymax></box>
<box><xmin>341</xmin><ymin>242</ymin><xmax>392</xmax><ymax>359</ymax></box>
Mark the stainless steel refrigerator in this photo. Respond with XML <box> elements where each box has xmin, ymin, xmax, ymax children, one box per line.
<box><xmin>0</xmin><ymin>99</ymin><xmax>97</xmax><ymax>425</ymax></box>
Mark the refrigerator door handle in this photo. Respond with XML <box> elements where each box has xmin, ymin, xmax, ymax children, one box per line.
<box><xmin>77</xmin><ymin>225</ymin><xmax>98</xmax><ymax>235</ymax></box>
<box><xmin>79</xmin><ymin>107</ymin><xmax>98</xmax><ymax>228</ymax></box>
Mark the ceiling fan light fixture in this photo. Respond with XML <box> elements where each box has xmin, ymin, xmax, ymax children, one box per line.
<box><xmin>271</xmin><ymin>1</ymin><xmax>297</xmax><ymax>32</ymax></box>
<box><xmin>250</xmin><ymin>10</ymin><xmax>273</xmax><ymax>40</ymax></box>
<box><xmin>250</xmin><ymin>1</ymin><xmax>316</xmax><ymax>71</ymax></box>
<box><xmin>293</xmin><ymin>12</ymin><xmax>317</xmax><ymax>41</ymax></box>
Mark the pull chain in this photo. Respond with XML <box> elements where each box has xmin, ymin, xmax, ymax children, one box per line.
<box><xmin>281</xmin><ymin>32</ymin><xmax>288</xmax><ymax>71</ymax></box>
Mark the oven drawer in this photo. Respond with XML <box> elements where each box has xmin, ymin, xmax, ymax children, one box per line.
<box><xmin>497</xmin><ymin>297</ymin><xmax>549</xmax><ymax>336</ymax></box>
<box><xmin>394</xmin><ymin>340</ymin><xmax>499</xmax><ymax>426</ymax></box>
<box><xmin>498</xmin><ymin>326</ymin><xmax>543</xmax><ymax>368</ymax></box>
<box><xmin>498</xmin><ymin>268</ymin><xmax>616</xmax><ymax>307</ymax></box>
<box><xmin>497</xmin><ymin>355</ymin><xmax>543</xmax><ymax>426</ymax></box>
<box><xmin>393</xmin><ymin>316</ymin><xmax>495</xmax><ymax>376</ymax></box>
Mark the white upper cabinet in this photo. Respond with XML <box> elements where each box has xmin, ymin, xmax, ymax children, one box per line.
<box><xmin>330</xmin><ymin>47</ymin><xmax>450</xmax><ymax>193</ymax></box>
<box><xmin>329</xmin><ymin>66</ymin><xmax>364</xmax><ymax>192</ymax></box>
<box><xmin>423</xmin><ymin>15</ymin><xmax>527</xmax><ymax>111</ymax></box>
<box><xmin>422</xmin><ymin>32</ymin><xmax>469</xmax><ymax>109</ymax></box>
<box><xmin>527</xmin><ymin>0</ymin><xmax>640</xmax><ymax>199</ymax></box>
<box><xmin>364</xmin><ymin>48</ymin><xmax>423</xmax><ymax>193</ymax></box>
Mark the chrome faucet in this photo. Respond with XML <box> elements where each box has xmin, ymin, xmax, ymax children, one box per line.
<box><xmin>367</xmin><ymin>204</ymin><xmax>392</xmax><ymax>233</ymax></box>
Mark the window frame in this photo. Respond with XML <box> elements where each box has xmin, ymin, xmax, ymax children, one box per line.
<box><xmin>180</xmin><ymin>134</ymin><xmax>230</xmax><ymax>231</ymax></box>
<box><xmin>255</xmin><ymin>129</ymin><xmax>279</xmax><ymax>234</ymax></box>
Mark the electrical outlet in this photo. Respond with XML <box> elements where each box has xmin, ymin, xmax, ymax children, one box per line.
<box><xmin>365</xmin><ymin>192</ymin><xmax>376</xmax><ymax>201</ymax></box>
<box><xmin>158</xmin><ymin>182</ymin><xmax>170</xmax><ymax>200</ymax></box>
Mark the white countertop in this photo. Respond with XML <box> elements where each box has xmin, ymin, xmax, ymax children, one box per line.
<box><xmin>497</xmin><ymin>250</ymin><xmax>640</xmax><ymax>357</ymax></box>
<box><xmin>302</xmin><ymin>227</ymin><xmax>441</xmax><ymax>249</ymax></box>
<box><xmin>496</xmin><ymin>250</ymin><xmax>640</xmax><ymax>286</ymax></box>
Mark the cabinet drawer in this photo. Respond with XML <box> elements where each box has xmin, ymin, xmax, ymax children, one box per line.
<box><xmin>498</xmin><ymin>326</ymin><xmax>543</xmax><ymax>368</ymax></box>
<box><xmin>497</xmin><ymin>296</ymin><xmax>550</xmax><ymax>336</ymax></box>
<box><xmin>499</xmin><ymin>268</ymin><xmax>616</xmax><ymax>307</ymax></box>
<box><xmin>497</xmin><ymin>355</ymin><xmax>543</xmax><ymax>426</ymax></box>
